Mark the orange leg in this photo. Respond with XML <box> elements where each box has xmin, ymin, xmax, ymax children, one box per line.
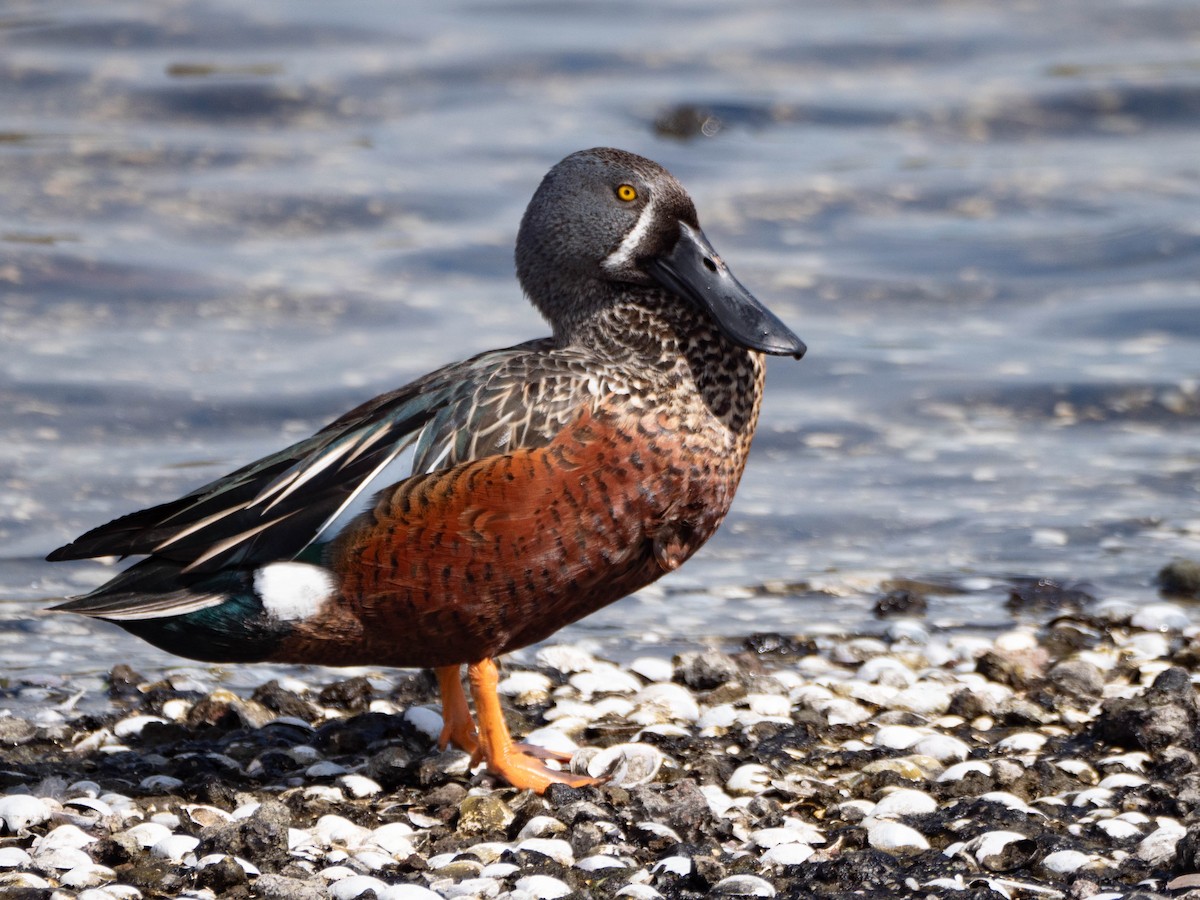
<box><xmin>435</xmin><ymin>665</ymin><xmax>479</xmax><ymax>758</ymax></box>
<box><xmin>467</xmin><ymin>657</ymin><xmax>601</xmax><ymax>793</ymax></box>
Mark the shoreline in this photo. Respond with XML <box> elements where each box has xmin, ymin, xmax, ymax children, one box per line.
<box><xmin>2</xmin><ymin>598</ymin><xmax>1200</xmax><ymax>899</ymax></box>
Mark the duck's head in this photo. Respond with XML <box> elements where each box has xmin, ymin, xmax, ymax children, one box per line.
<box><xmin>516</xmin><ymin>147</ymin><xmax>806</xmax><ymax>359</ymax></box>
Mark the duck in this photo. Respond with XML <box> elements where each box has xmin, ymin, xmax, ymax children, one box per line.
<box><xmin>47</xmin><ymin>147</ymin><xmax>806</xmax><ymax>793</ymax></box>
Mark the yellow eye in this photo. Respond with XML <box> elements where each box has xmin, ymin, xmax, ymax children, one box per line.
<box><xmin>616</xmin><ymin>184</ymin><xmax>637</xmax><ymax>202</ymax></box>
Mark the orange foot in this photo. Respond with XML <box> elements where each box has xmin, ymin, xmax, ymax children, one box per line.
<box><xmin>435</xmin><ymin>665</ymin><xmax>479</xmax><ymax>757</ymax></box>
<box><xmin>468</xmin><ymin>657</ymin><xmax>604</xmax><ymax>793</ymax></box>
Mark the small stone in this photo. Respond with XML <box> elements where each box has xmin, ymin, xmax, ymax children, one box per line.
<box><xmin>1047</xmin><ymin>660</ymin><xmax>1105</xmax><ymax>698</ymax></box>
<box><xmin>138</xmin><ymin>774</ymin><xmax>183</xmax><ymax>792</ymax></box>
<box><xmin>365</xmin><ymin>822</ymin><xmax>417</xmax><ymax>857</ymax></box>
<box><xmin>615</xmin><ymin>886</ymin><xmax>664</xmax><ymax>899</ymax></box>
<box><xmin>0</xmin><ymin>847</ymin><xmax>32</xmax><ymax>868</ymax></box>
<box><xmin>653</xmin><ymin>855</ymin><xmax>692</xmax><ymax>876</ymax></box>
<box><xmin>536</xmin><ymin>644</ymin><xmax>597</xmax><ymax>673</ymax></box>
<box><xmin>150</xmin><ymin>834</ymin><xmax>200</xmax><ymax>861</ymax></box>
<box><xmin>727</xmin><ymin>763</ymin><xmax>772</xmax><ymax>795</ymax></box>
<box><xmin>516</xmin><ymin>837</ymin><xmax>574</xmax><ymax>866</ymax></box>
<box><xmin>971</xmin><ymin>831</ymin><xmax>1036</xmax><ymax>870</ymax></box>
<box><xmin>1096</xmin><ymin>818</ymin><xmax>1141</xmax><ymax>840</ymax></box>
<box><xmin>253</xmin><ymin>873</ymin><xmax>326</xmax><ymax>900</ymax></box>
<box><xmin>328</xmin><ymin>874</ymin><xmax>389</xmax><ymax>899</ymax></box>
<box><xmin>889</xmin><ymin>684</ymin><xmax>951</xmax><ymax>715</ymax></box>
<box><xmin>576</xmin><ymin>855</ymin><xmax>631</xmax><ymax>871</ymax></box>
<box><xmin>873</xmin><ymin>725</ymin><xmax>925</xmax><ymax>750</ymax></box>
<box><xmin>518</xmin><ymin>816</ymin><xmax>567</xmax><ymax>840</ymax></box>
<box><xmin>1042</xmin><ymin>849</ymin><xmax>1097</xmax><ymax>873</ymax></box>
<box><xmin>996</xmin><ymin>732</ymin><xmax>1046</xmax><ymax>753</ymax></box>
<box><xmin>870</xmin><ymin>789</ymin><xmax>938</xmax><ymax>818</ymax></box>
<box><xmin>674</xmin><ymin>650</ymin><xmax>741</xmax><ymax>690</ymax></box>
<box><xmin>124</xmin><ymin>822</ymin><xmax>173</xmax><ymax>848</ymax></box>
<box><xmin>911</xmin><ymin>734</ymin><xmax>970</xmax><ymax>762</ymax></box>
<box><xmin>59</xmin><ymin>863</ymin><xmax>117</xmax><ymax>889</ymax></box>
<box><xmin>33</xmin><ymin>845</ymin><xmax>94</xmax><ymax>870</ymax></box>
<box><xmin>713</xmin><ymin>874</ymin><xmax>777</xmax><ymax>896</ymax></box>
<box><xmin>762</xmin><ymin>843</ymin><xmax>815</xmax><ymax>865</ymax></box>
<box><xmin>458</xmin><ymin>795</ymin><xmax>515</xmax><ymax>835</ymax></box>
<box><xmin>514</xmin><ymin>874</ymin><xmax>573</xmax><ymax>898</ymax></box>
<box><xmin>938</xmin><ymin>761</ymin><xmax>991</xmax><ymax>782</ymax></box>
<box><xmin>630</xmin><ymin>656</ymin><xmax>674</xmax><ymax>683</ymax></box>
<box><xmin>0</xmin><ymin>794</ymin><xmax>51</xmax><ymax>832</ymax></box>
<box><xmin>497</xmin><ymin>670</ymin><xmax>553</xmax><ymax>701</ymax></box>
<box><xmin>1138</xmin><ymin>822</ymin><xmax>1186</xmax><ymax>865</ymax></box>
<box><xmin>586</xmin><ymin>743</ymin><xmax>665</xmax><ymax>786</ymax></box>
<box><xmin>315</xmin><ymin>814</ymin><xmax>373</xmax><ymax>849</ymax></box>
<box><xmin>867</xmin><ymin>821</ymin><xmax>929</xmax><ymax>852</ymax></box>
<box><xmin>113</xmin><ymin>715</ymin><xmax>168</xmax><ymax>738</ymax></box>
<box><xmin>403</xmin><ymin>706</ymin><xmax>444</xmax><ymax>742</ymax></box>
<box><xmin>631</xmin><ymin>682</ymin><xmax>700</xmax><ymax>723</ymax></box>
<box><xmin>1158</xmin><ymin>558</ymin><xmax>1200</xmax><ymax>598</ymax></box>
<box><xmin>1132</xmin><ymin>602</ymin><xmax>1189</xmax><ymax>632</ymax></box>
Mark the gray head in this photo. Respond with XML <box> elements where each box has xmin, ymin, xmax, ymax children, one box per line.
<box><xmin>516</xmin><ymin>148</ymin><xmax>805</xmax><ymax>359</ymax></box>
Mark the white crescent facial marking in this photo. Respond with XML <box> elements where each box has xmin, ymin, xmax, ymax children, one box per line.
<box><xmin>603</xmin><ymin>194</ymin><xmax>656</xmax><ymax>273</ymax></box>
<box><xmin>254</xmin><ymin>562</ymin><xmax>337</xmax><ymax>622</ymax></box>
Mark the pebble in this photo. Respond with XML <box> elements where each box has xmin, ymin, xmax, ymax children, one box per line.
<box><xmin>867</xmin><ymin>821</ymin><xmax>930</xmax><ymax>852</ymax></box>
<box><xmin>726</xmin><ymin>764</ymin><xmax>772</xmax><ymax>795</ymax></box>
<box><xmin>150</xmin><ymin>834</ymin><xmax>200</xmax><ymax>861</ymax></box>
<box><xmin>0</xmin><ymin>794</ymin><xmax>51</xmax><ymax>832</ymax></box>
<box><xmin>911</xmin><ymin>734</ymin><xmax>970</xmax><ymax>762</ymax></box>
<box><xmin>585</xmin><ymin>742</ymin><xmax>664</xmax><ymax>786</ymax></box>
<box><xmin>514</xmin><ymin>874</ymin><xmax>573</xmax><ymax>898</ymax></box>
<box><xmin>713</xmin><ymin>874</ymin><xmax>777</xmax><ymax>896</ymax></box>
<box><xmin>869</xmin><ymin>788</ymin><xmax>938</xmax><ymax>819</ymax></box>
<box><xmin>873</xmin><ymin>724</ymin><xmax>926</xmax><ymax>750</ymax></box>
<box><xmin>629</xmin><ymin>656</ymin><xmax>673</xmax><ymax>683</ymax></box>
<box><xmin>5</xmin><ymin>608</ymin><xmax>1199</xmax><ymax>899</ymax></box>
<box><xmin>515</xmin><ymin>838</ymin><xmax>574</xmax><ymax>866</ymax></box>
<box><xmin>630</xmin><ymin>682</ymin><xmax>700</xmax><ymax>723</ymax></box>
<box><xmin>0</xmin><ymin>847</ymin><xmax>32</xmax><ymax>868</ymax></box>
<box><xmin>1042</xmin><ymin>849</ymin><xmax>1098</xmax><ymax>873</ymax></box>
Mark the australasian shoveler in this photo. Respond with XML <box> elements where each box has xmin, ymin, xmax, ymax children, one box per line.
<box><xmin>48</xmin><ymin>148</ymin><xmax>806</xmax><ymax>793</ymax></box>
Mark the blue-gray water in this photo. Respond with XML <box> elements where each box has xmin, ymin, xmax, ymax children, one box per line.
<box><xmin>3</xmin><ymin>0</ymin><xmax>1199</xmax><ymax>690</ymax></box>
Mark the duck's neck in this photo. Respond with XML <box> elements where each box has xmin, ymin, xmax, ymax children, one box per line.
<box><xmin>566</xmin><ymin>289</ymin><xmax>765</xmax><ymax>435</ymax></box>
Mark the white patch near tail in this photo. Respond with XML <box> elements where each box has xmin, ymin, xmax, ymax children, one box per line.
<box><xmin>254</xmin><ymin>562</ymin><xmax>336</xmax><ymax>622</ymax></box>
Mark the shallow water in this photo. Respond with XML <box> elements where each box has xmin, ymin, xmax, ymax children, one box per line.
<box><xmin>2</xmin><ymin>0</ymin><xmax>1199</xmax><ymax>688</ymax></box>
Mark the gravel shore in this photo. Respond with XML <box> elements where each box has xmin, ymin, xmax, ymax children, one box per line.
<box><xmin>4</xmin><ymin>588</ymin><xmax>1200</xmax><ymax>899</ymax></box>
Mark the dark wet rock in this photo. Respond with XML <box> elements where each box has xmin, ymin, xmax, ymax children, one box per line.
<box><xmin>1159</xmin><ymin>558</ymin><xmax>1200</xmax><ymax>598</ymax></box>
<box><xmin>197</xmin><ymin>798</ymin><xmax>291</xmax><ymax>870</ymax></box>
<box><xmin>874</xmin><ymin>588</ymin><xmax>928</xmax><ymax>618</ymax></box>
<box><xmin>252</xmin><ymin>679</ymin><xmax>320</xmax><ymax>720</ymax></box>
<box><xmin>1091</xmin><ymin>666</ymin><xmax>1200</xmax><ymax>752</ymax></box>
<box><xmin>195</xmin><ymin>854</ymin><xmax>250</xmax><ymax>894</ymax></box>
<box><xmin>254</xmin><ymin>873</ymin><xmax>327</xmax><ymax>900</ymax></box>
<box><xmin>629</xmin><ymin>780</ymin><xmax>716</xmax><ymax>844</ymax></box>
<box><xmin>946</xmin><ymin>687</ymin><xmax>991</xmax><ymax>720</ymax></box>
<box><xmin>364</xmin><ymin>745</ymin><xmax>416</xmax><ymax>789</ymax></box>
<box><xmin>742</xmin><ymin>632</ymin><xmax>815</xmax><ymax>657</ymax></box>
<box><xmin>107</xmin><ymin>663</ymin><xmax>147</xmax><ymax>699</ymax></box>
<box><xmin>0</xmin><ymin>717</ymin><xmax>37</xmax><ymax>746</ymax></box>
<box><xmin>318</xmin><ymin>675</ymin><xmax>375</xmax><ymax>711</ymax></box>
<box><xmin>1046</xmin><ymin>658</ymin><xmax>1106</xmax><ymax>698</ymax></box>
<box><xmin>675</xmin><ymin>650</ymin><xmax>741</xmax><ymax>691</ymax></box>
<box><xmin>187</xmin><ymin>691</ymin><xmax>273</xmax><ymax>729</ymax></box>
<box><xmin>456</xmin><ymin>794</ymin><xmax>515</xmax><ymax>837</ymax></box>
<box><xmin>976</xmin><ymin>646</ymin><xmax>1050</xmax><ymax>690</ymax></box>
<box><xmin>1006</xmin><ymin>578</ymin><xmax>1095</xmax><ymax>613</ymax></box>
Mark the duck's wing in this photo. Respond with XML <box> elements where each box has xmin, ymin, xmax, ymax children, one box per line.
<box><xmin>47</xmin><ymin>338</ymin><xmax>582</xmax><ymax>575</ymax></box>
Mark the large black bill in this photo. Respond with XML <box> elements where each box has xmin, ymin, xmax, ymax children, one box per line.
<box><xmin>645</xmin><ymin>223</ymin><xmax>806</xmax><ymax>359</ymax></box>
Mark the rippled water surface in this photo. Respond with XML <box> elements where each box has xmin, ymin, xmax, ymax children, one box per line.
<box><xmin>3</xmin><ymin>0</ymin><xmax>1199</xmax><ymax>685</ymax></box>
